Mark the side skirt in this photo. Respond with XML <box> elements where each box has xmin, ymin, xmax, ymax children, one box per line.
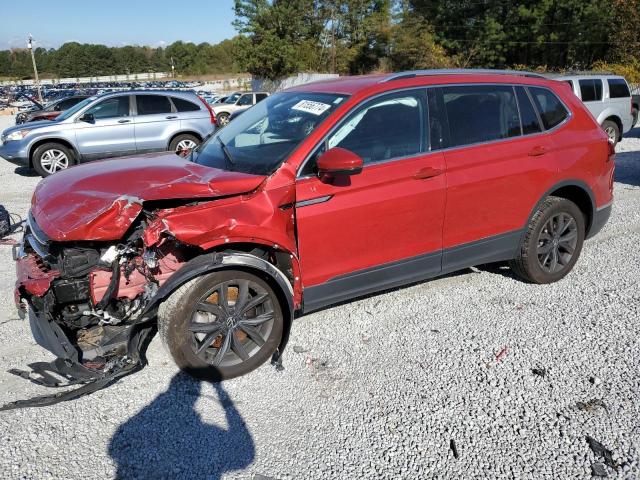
<box><xmin>302</xmin><ymin>229</ymin><xmax>522</xmax><ymax>313</ymax></box>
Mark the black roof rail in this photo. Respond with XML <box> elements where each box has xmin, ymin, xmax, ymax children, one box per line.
<box><xmin>382</xmin><ymin>69</ymin><xmax>545</xmax><ymax>82</ymax></box>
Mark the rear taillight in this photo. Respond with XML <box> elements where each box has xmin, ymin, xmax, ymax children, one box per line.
<box><xmin>197</xmin><ymin>95</ymin><xmax>217</xmax><ymax>126</ymax></box>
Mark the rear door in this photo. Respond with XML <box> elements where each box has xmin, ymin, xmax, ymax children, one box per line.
<box><xmin>170</xmin><ymin>95</ymin><xmax>209</xmax><ymax>136</ymax></box>
<box><xmin>437</xmin><ymin>84</ymin><xmax>562</xmax><ymax>271</ymax></box>
<box><xmin>133</xmin><ymin>94</ymin><xmax>178</xmax><ymax>153</ymax></box>
<box><xmin>74</xmin><ymin>95</ymin><xmax>135</xmax><ymax>159</ymax></box>
<box><xmin>578</xmin><ymin>78</ymin><xmax>604</xmax><ymax>119</ymax></box>
<box><xmin>295</xmin><ymin>89</ymin><xmax>446</xmax><ymax>310</ymax></box>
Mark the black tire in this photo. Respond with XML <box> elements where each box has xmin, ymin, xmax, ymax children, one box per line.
<box><xmin>632</xmin><ymin>108</ymin><xmax>638</xmax><ymax>128</ymax></box>
<box><xmin>158</xmin><ymin>270</ymin><xmax>284</xmax><ymax>381</ymax></box>
<box><xmin>602</xmin><ymin>120</ymin><xmax>620</xmax><ymax>146</ymax></box>
<box><xmin>32</xmin><ymin>142</ymin><xmax>76</xmax><ymax>177</ymax></box>
<box><xmin>510</xmin><ymin>197</ymin><xmax>585</xmax><ymax>284</ymax></box>
<box><xmin>169</xmin><ymin>134</ymin><xmax>200</xmax><ymax>157</ymax></box>
<box><xmin>216</xmin><ymin>112</ymin><xmax>230</xmax><ymax>127</ymax></box>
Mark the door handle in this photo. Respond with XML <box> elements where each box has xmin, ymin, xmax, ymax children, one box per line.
<box><xmin>528</xmin><ymin>146</ymin><xmax>547</xmax><ymax>156</ymax></box>
<box><xmin>413</xmin><ymin>167</ymin><xmax>443</xmax><ymax>180</ymax></box>
<box><xmin>166</xmin><ymin>115</ymin><xmax>178</xmax><ymax>119</ymax></box>
<box><xmin>118</xmin><ymin>119</ymin><xmax>131</xmax><ymax>124</ymax></box>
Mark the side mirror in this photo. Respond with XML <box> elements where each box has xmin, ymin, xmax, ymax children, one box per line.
<box><xmin>317</xmin><ymin>147</ymin><xmax>364</xmax><ymax>177</ymax></box>
<box><xmin>79</xmin><ymin>113</ymin><xmax>95</xmax><ymax>123</ymax></box>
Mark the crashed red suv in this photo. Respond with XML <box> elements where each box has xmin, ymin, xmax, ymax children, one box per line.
<box><xmin>11</xmin><ymin>70</ymin><xmax>614</xmax><ymax>405</ymax></box>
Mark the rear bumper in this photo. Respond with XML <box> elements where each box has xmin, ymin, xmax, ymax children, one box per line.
<box><xmin>587</xmin><ymin>203</ymin><xmax>612</xmax><ymax>239</ymax></box>
<box><xmin>0</xmin><ymin>141</ymin><xmax>30</xmax><ymax>166</ymax></box>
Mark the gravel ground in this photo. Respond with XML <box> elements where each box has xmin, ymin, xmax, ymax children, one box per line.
<box><xmin>0</xmin><ymin>114</ymin><xmax>639</xmax><ymax>479</ymax></box>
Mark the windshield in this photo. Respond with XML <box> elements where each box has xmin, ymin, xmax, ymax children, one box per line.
<box><xmin>56</xmin><ymin>96</ymin><xmax>96</xmax><ymax>121</ymax></box>
<box><xmin>192</xmin><ymin>91</ymin><xmax>348</xmax><ymax>175</ymax></box>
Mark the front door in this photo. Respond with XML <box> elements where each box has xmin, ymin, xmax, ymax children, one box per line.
<box><xmin>295</xmin><ymin>89</ymin><xmax>446</xmax><ymax>311</ymax></box>
<box><xmin>74</xmin><ymin>95</ymin><xmax>135</xmax><ymax>159</ymax></box>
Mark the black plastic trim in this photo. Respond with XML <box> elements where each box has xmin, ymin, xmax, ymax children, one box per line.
<box><xmin>587</xmin><ymin>204</ymin><xmax>612</xmax><ymax>239</ymax></box>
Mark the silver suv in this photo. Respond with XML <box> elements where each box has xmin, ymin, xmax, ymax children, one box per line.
<box><xmin>551</xmin><ymin>73</ymin><xmax>633</xmax><ymax>145</ymax></box>
<box><xmin>211</xmin><ymin>91</ymin><xmax>269</xmax><ymax>126</ymax></box>
<box><xmin>0</xmin><ymin>90</ymin><xmax>217</xmax><ymax>176</ymax></box>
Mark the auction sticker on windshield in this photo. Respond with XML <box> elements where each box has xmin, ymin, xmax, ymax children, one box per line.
<box><xmin>292</xmin><ymin>100</ymin><xmax>331</xmax><ymax>116</ymax></box>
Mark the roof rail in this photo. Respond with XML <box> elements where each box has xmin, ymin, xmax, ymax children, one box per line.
<box><xmin>382</xmin><ymin>69</ymin><xmax>545</xmax><ymax>82</ymax></box>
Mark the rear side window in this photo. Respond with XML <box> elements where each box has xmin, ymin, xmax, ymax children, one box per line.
<box><xmin>136</xmin><ymin>95</ymin><xmax>172</xmax><ymax>115</ymax></box>
<box><xmin>528</xmin><ymin>87</ymin><xmax>569</xmax><ymax>130</ymax></box>
<box><xmin>171</xmin><ymin>97</ymin><xmax>200</xmax><ymax>112</ymax></box>
<box><xmin>608</xmin><ymin>79</ymin><xmax>630</xmax><ymax>98</ymax></box>
<box><xmin>441</xmin><ymin>85</ymin><xmax>520</xmax><ymax>147</ymax></box>
<box><xmin>579</xmin><ymin>79</ymin><xmax>603</xmax><ymax>102</ymax></box>
<box><xmin>515</xmin><ymin>87</ymin><xmax>542</xmax><ymax>135</ymax></box>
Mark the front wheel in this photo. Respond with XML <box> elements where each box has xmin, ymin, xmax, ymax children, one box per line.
<box><xmin>32</xmin><ymin>142</ymin><xmax>76</xmax><ymax>177</ymax></box>
<box><xmin>216</xmin><ymin>112</ymin><xmax>230</xmax><ymax>127</ymax></box>
<box><xmin>510</xmin><ymin>197</ymin><xmax>585</xmax><ymax>284</ymax></box>
<box><xmin>158</xmin><ymin>270</ymin><xmax>283</xmax><ymax>381</ymax></box>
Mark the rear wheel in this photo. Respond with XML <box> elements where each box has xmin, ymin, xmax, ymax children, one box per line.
<box><xmin>169</xmin><ymin>134</ymin><xmax>200</xmax><ymax>157</ymax></box>
<box><xmin>632</xmin><ymin>108</ymin><xmax>638</xmax><ymax>128</ymax></box>
<box><xmin>510</xmin><ymin>197</ymin><xmax>585</xmax><ymax>284</ymax></box>
<box><xmin>602</xmin><ymin>120</ymin><xmax>620</xmax><ymax>146</ymax></box>
<box><xmin>32</xmin><ymin>142</ymin><xmax>76</xmax><ymax>177</ymax></box>
<box><xmin>158</xmin><ymin>270</ymin><xmax>283</xmax><ymax>381</ymax></box>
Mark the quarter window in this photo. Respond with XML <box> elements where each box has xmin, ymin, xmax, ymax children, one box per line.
<box><xmin>528</xmin><ymin>87</ymin><xmax>569</xmax><ymax>130</ymax></box>
<box><xmin>515</xmin><ymin>87</ymin><xmax>542</xmax><ymax>135</ymax></box>
<box><xmin>607</xmin><ymin>78</ymin><xmax>631</xmax><ymax>98</ymax></box>
<box><xmin>441</xmin><ymin>85</ymin><xmax>520</xmax><ymax>147</ymax></box>
<box><xmin>171</xmin><ymin>97</ymin><xmax>200</xmax><ymax>112</ymax></box>
<box><xmin>136</xmin><ymin>95</ymin><xmax>172</xmax><ymax>115</ymax></box>
<box><xmin>324</xmin><ymin>90</ymin><xmax>426</xmax><ymax>164</ymax></box>
<box><xmin>579</xmin><ymin>79</ymin><xmax>603</xmax><ymax>102</ymax></box>
<box><xmin>84</xmin><ymin>96</ymin><xmax>130</xmax><ymax>119</ymax></box>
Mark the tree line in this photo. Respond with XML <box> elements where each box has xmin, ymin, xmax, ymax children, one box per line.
<box><xmin>1</xmin><ymin>0</ymin><xmax>638</xmax><ymax>81</ymax></box>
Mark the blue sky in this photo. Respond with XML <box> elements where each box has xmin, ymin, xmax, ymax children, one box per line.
<box><xmin>2</xmin><ymin>0</ymin><xmax>238</xmax><ymax>49</ymax></box>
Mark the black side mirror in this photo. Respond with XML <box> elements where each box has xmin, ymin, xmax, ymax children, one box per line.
<box><xmin>80</xmin><ymin>113</ymin><xmax>95</xmax><ymax>123</ymax></box>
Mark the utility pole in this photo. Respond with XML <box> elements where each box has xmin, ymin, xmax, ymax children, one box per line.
<box><xmin>27</xmin><ymin>34</ymin><xmax>43</xmax><ymax>103</ymax></box>
<box><xmin>170</xmin><ymin>57</ymin><xmax>175</xmax><ymax>78</ymax></box>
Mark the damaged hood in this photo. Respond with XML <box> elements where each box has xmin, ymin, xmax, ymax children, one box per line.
<box><xmin>31</xmin><ymin>152</ymin><xmax>266</xmax><ymax>241</ymax></box>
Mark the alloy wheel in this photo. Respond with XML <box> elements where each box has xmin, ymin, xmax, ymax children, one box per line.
<box><xmin>188</xmin><ymin>279</ymin><xmax>275</xmax><ymax>367</ymax></box>
<box><xmin>175</xmin><ymin>139</ymin><xmax>197</xmax><ymax>157</ymax></box>
<box><xmin>604</xmin><ymin>126</ymin><xmax>617</xmax><ymax>143</ymax></box>
<box><xmin>39</xmin><ymin>149</ymin><xmax>69</xmax><ymax>174</ymax></box>
<box><xmin>536</xmin><ymin>212</ymin><xmax>578</xmax><ymax>273</ymax></box>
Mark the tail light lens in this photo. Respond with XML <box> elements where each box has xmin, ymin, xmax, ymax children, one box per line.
<box><xmin>197</xmin><ymin>96</ymin><xmax>217</xmax><ymax>126</ymax></box>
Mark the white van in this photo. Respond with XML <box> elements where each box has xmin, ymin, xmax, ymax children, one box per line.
<box><xmin>551</xmin><ymin>74</ymin><xmax>633</xmax><ymax>145</ymax></box>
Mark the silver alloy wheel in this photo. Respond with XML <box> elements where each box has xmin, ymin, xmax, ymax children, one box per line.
<box><xmin>39</xmin><ymin>149</ymin><xmax>69</xmax><ymax>174</ymax></box>
<box><xmin>536</xmin><ymin>212</ymin><xmax>578</xmax><ymax>273</ymax></box>
<box><xmin>218</xmin><ymin>114</ymin><xmax>230</xmax><ymax>126</ymax></box>
<box><xmin>175</xmin><ymin>139</ymin><xmax>197</xmax><ymax>156</ymax></box>
<box><xmin>604</xmin><ymin>126</ymin><xmax>617</xmax><ymax>143</ymax></box>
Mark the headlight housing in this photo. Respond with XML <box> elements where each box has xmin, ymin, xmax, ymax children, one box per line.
<box><xmin>5</xmin><ymin>130</ymin><xmax>31</xmax><ymax>142</ymax></box>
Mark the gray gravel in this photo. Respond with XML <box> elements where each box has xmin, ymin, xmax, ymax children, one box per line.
<box><xmin>0</xmin><ymin>113</ymin><xmax>639</xmax><ymax>479</ymax></box>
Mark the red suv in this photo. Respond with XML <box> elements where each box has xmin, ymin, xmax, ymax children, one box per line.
<box><xmin>12</xmin><ymin>70</ymin><xmax>614</xmax><ymax>399</ymax></box>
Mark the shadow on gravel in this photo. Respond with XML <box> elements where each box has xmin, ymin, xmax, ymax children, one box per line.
<box><xmin>614</xmin><ymin>151</ymin><xmax>640</xmax><ymax>187</ymax></box>
<box><xmin>108</xmin><ymin>372</ymin><xmax>254</xmax><ymax>480</ymax></box>
<box><xmin>13</xmin><ymin>166</ymin><xmax>39</xmax><ymax>177</ymax></box>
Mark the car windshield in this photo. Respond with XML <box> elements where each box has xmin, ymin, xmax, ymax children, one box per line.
<box><xmin>55</xmin><ymin>96</ymin><xmax>96</xmax><ymax>121</ymax></box>
<box><xmin>192</xmin><ymin>91</ymin><xmax>348</xmax><ymax>175</ymax></box>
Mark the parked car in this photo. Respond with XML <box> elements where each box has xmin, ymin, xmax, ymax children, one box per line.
<box><xmin>11</xmin><ymin>70</ymin><xmax>614</xmax><ymax>402</ymax></box>
<box><xmin>211</xmin><ymin>91</ymin><xmax>269</xmax><ymax>126</ymax></box>
<box><xmin>0</xmin><ymin>90</ymin><xmax>217</xmax><ymax>176</ymax></box>
<box><xmin>15</xmin><ymin>95</ymin><xmax>90</xmax><ymax>125</ymax></box>
<box><xmin>552</xmin><ymin>73</ymin><xmax>634</xmax><ymax>145</ymax></box>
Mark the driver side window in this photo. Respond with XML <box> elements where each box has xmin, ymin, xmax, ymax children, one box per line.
<box><xmin>237</xmin><ymin>94</ymin><xmax>253</xmax><ymax>106</ymax></box>
<box><xmin>300</xmin><ymin>89</ymin><xmax>427</xmax><ymax>176</ymax></box>
<box><xmin>85</xmin><ymin>96</ymin><xmax>130</xmax><ymax>120</ymax></box>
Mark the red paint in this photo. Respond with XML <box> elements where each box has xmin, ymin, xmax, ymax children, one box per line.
<box><xmin>31</xmin><ymin>152</ymin><xmax>266</xmax><ymax>241</ymax></box>
<box><xmin>495</xmin><ymin>346</ymin><xmax>508</xmax><ymax>363</ymax></box>
<box><xmin>317</xmin><ymin>147</ymin><xmax>364</xmax><ymax>175</ymax></box>
<box><xmin>15</xmin><ymin>253</ymin><xmax>60</xmax><ymax>297</ymax></box>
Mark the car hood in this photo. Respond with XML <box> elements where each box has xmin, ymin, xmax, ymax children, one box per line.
<box><xmin>3</xmin><ymin>119</ymin><xmax>55</xmax><ymax>135</ymax></box>
<box><xmin>31</xmin><ymin>152</ymin><xmax>267</xmax><ymax>242</ymax></box>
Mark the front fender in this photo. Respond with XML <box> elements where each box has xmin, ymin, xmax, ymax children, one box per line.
<box><xmin>141</xmin><ymin>251</ymin><xmax>294</xmax><ymax>364</ymax></box>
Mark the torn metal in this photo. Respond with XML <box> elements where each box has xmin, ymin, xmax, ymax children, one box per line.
<box><xmin>4</xmin><ymin>160</ymin><xmax>299</xmax><ymax>409</ymax></box>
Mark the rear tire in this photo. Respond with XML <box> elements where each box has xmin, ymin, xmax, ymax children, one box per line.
<box><xmin>32</xmin><ymin>142</ymin><xmax>76</xmax><ymax>177</ymax></box>
<box><xmin>169</xmin><ymin>134</ymin><xmax>200</xmax><ymax>157</ymax></box>
<box><xmin>632</xmin><ymin>108</ymin><xmax>638</xmax><ymax>128</ymax></box>
<box><xmin>158</xmin><ymin>270</ymin><xmax>283</xmax><ymax>381</ymax></box>
<box><xmin>602</xmin><ymin>120</ymin><xmax>620</xmax><ymax>146</ymax></box>
<box><xmin>510</xmin><ymin>197</ymin><xmax>585</xmax><ymax>284</ymax></box>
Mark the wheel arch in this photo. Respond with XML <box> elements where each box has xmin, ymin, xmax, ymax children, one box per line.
<box><xmin>602</xmin><ymin>115</ymin><xmax>623</xmax><ymax>140</ymax></box>
<box><xmin>28</xmin><ymin>138</ymin><xmax>79</xmax><ymax>167</ymax></box>
<box><xmin>142</xmin><ymin>251</ymin><xmax>294</xmax><ymax>366</ymax></box>
<box><xmin>528</xmin><ymin>180</ymin><xmax>596</xmax><ymax>236</ymax></box>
